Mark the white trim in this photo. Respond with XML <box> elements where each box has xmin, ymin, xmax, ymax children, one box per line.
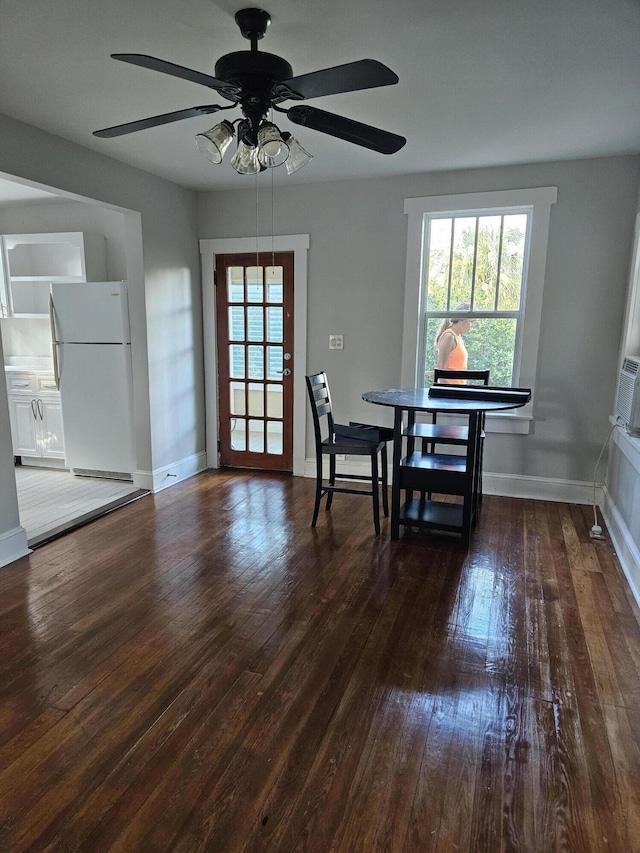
<box><xmin>401</xmin><ymin>187</ymin><xmax>557</xmax><ymax>432</ymax></box>
<box><xmin>302</xmin><ymin>458</ymin><xmax>601</xmax><ymax>506</ymax></box>
<box><xmin>617</xmin><ymin>212</ymin><xmax>640</xmax><ymax>365</ymax></box>
<box><xmin>0</xmin><ymin>525</ymin><xmax>31</xmax><ymax>568</ymax></box>
<box><xmin>199</xmin><ymin>235</ymin><xmax>309</xmax><ymax>477</ymax></box>
<box><xmin>611</xmin><ymin>421</ymin><xmax>640</xmax><ymax>474</ymax></box>
<box><xmin>134</xmin><ymin>451</ymin><xmax>207</xmax><ymax>493</ymax></box>
<box><xmin>602</xmin><ymin>485</ymin><xmax>640</xmax><ymax>609</ymax></box>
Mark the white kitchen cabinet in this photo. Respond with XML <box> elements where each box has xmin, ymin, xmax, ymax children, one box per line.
<box><xmin>6</xmin><ymin>371</ymin><xmax>65</xmax><ymax>462</ymax></box>
<box><xmin>0</xmin><ymin>232</ymin><xmax>107</xmax><ymax>318</ymax></box>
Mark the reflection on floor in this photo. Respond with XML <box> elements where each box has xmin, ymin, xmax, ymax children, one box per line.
<box><xmin>14</xmin><ymin>465</ymin><xmax>148</xmax><ymax>548</ymax></box>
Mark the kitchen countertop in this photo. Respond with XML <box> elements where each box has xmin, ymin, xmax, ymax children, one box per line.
<box><xmin>4</xmin><ymin>356</ymin><xmax>55</xmax><ymax>373</ymax></box>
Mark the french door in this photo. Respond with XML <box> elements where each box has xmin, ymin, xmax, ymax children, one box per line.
<box><xmin>215</xmin><ymin>252</ymin><xmax>294</xmax><ymax>471</ymax></box>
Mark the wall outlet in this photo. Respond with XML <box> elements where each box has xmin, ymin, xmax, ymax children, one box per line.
<box><xmin>329</xmin><ymin>334</ymin><xmax>344</xmax><ymax>350</ymax></box>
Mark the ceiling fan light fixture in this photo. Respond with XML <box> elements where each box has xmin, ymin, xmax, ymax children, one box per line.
<box><xmin>257</xmin><ymin>122</ymin><xmax>289</xmax><ymax>167</ymax></box>
<box><xmin>282</xmin><ymin>133</ymin><xmax>313</xmax><ymax>174</ymax></box>
<box><xmin>195</xmin><ymin>119</ymin><xmax>235</xmax><ymax>164</ymax></box>
<box><xmin>231</xmin><ymin>139</ymin><xmax>262</xmax><ymax>175</ymax></box>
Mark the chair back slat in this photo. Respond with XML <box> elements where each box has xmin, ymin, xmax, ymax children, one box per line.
<box><xmin>306</xmin><ymin>372</ymin><xmax>334</xmax><ymax>442</ymax></box>
<box><xmin>434</xmin><ymin>368</ymin><xmax>490</xmax><ymax>385</ymax></box>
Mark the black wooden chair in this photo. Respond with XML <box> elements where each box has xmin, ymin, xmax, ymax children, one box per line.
<box><xmin>306</xmin><ymin>372</ymin><xmax>392</xmax><ymax>534</ymax></box>
<box><xmin>416</xmin><ymin>368</ymin><xmax>490</xmax><ymax>504</ymax></box>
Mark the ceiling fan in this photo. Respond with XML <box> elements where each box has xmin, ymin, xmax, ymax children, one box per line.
<box><xmin>93</xmin><ymin>7</ymin><xmax>406</xmax><ymax>174</ymax></box>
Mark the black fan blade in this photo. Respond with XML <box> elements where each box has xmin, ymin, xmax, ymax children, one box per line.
<box><xmin>287</xmin><ymin>105</ymin><xmax>406</xmax><ymax>155</ymax></box>
<box><xmin>93</xmin><ymin>105</ymin><xmax>226</xmax><ymax>138</ymax></box>
<box><xmin>111</xmin><ymin>54</ymin><xmax>240</xmax><ymax>98</ymax></box>
<box><xmin>273</xmin><ymin>59</ymin><xmax>398</xmax><ymax>101</ymax></box>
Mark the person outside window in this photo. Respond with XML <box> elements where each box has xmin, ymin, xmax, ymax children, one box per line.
<box><xmin>435</xmin><ymin>303</ymin><xmax>474</xmax><ymax>383</ymax></box>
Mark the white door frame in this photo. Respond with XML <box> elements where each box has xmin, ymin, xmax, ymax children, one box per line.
<box><xmin>200</xmin><ymin>235</ymin><xmax>309</xmax><ymax>476</ymax></box>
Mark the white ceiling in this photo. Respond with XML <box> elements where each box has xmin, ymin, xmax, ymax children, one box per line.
<box><xmin>1</xmin><ymin>0</ymin><xmax>639</xmax><ymax>193</ymax></box>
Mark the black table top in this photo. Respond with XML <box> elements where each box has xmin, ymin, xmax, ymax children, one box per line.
<box><xmin>362</xmin><ymin>387</ymin><xmax>530</xmax><ymax>414</ymax></box>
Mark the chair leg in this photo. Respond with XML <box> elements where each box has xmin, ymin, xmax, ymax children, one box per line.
<box><xmin>371</xmin><ymin>450</ymin><xmax>380</xmax><ymax>535</ymax></box>
<box><xmin>311</xmin><ymin>451</ymin><xmax>323</xmax><ymax>527</ymax></box>
<box><xmin>381</xmin><ymin>444</ymin><xmax>389</xmax><ymax>517</ymax></box>
<box><xmin>326</xmin><ymin>454</ymin><xmax>336</xmax><ymax>510</ymax></box>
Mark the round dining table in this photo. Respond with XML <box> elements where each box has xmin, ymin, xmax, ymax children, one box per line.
<box><xmin>362</xmin><ymin>386</ymin><xmax>530</xmax><ymax>542</ymax></box>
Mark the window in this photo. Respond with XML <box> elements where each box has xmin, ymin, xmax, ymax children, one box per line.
<box><xmin>402</xmin><ymin>188</ymin><xmax>557</xmax><ymax>432</ymax></box>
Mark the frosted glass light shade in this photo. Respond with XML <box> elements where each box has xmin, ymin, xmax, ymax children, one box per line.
<box><xmin>282</xmin><ymin>133</ymin><xmax>313</xmax><ymax>174</ymax></box>
<box><xmin>231</xmin><ymin>140</ymin><xmax>261</xmax><ymax>175</ymax></box>
<box><xmin>257</xmin><ymin>123</ymin><xmax>289</xmax><ymax>167</ymax></box>
<box><xmin>195</xmin><ymin>120</ymin><xmax>235</xmax><ymax>164</ymax></box>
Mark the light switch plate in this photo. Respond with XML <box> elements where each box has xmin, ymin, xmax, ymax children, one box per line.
<box><xmin>329</xmin><ymin>334</ymin><xmax>344</xmax><ymax>350</ymax></box>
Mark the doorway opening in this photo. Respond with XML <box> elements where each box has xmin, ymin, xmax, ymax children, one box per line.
<box><xmin>0</xmin><ymin>173</ymin><xmax>146</xmax><ymax>546</ymax></box>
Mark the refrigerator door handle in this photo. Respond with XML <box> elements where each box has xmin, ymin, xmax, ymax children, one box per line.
<box><xmin>49</xmin><ymin>293</ymin><xmax>61</xmax><ymax>390</ymax></box>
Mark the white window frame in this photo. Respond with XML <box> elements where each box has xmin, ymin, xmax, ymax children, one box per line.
<box><xmin>402</xmin><ymin>187</ymin><xmax>557</xmax><ymax>433</ymax></box>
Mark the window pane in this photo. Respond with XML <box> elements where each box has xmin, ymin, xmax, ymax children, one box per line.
<box><xmin>247</xmin><ymin>267</ymin><xmax>263</xmax><ymax>302</ymax></box>
<box><xmin>498</xmin><ymin>214</ymin><xmax>527</xmax><ymax>311</ymax></box>
<box><xmin>229</xmin><ymin>381</ymin><xmax>245</xmax><ymax>415</ymax></box>
<box><xmin>267</xmin><ymin>421</ymin><xmax>283</xmax><ymax>455</ymax></box>
<box><xmin>246</xmin><ymin>306</ymin><xmax>264</xmax><ymax>341</ymax></box>
<box><xmin>228</xmin><ymin>306</ymin><xmax>244</xmax><ymax>341</ymax></box>
<box><xmin>249</xmin><ymin>420</ymin><xmax>264</xmax><ymax>452</ymax></box>
<box><xmin>474</xmin><ymin>216</ymin><xmax>502</xmax><ymax>310</ymax></box>
<box><xmin>267</xmin><ymin>307</ymin><xmax>283</xmax><ymax>342</ymax></box>
<box><xmin>248</xmin><ymin>345</ymin><xmax>264</xmax><ymax>379</ymax></box>
<box><xmin>248</xmin><ymin>382</ymin><xmax>264</xmax><ymax>416</ymax></box>
<box><xmin>267</xmin><ymin>383</ymin><xmax>283</xmax><ymax>418</ymax></box>
<box><xmin>450</xmin><ymin>217</ymin><xmax>476</xmax><ymax>308</ymax></box>
<box><xmin>229</xmin><ymin>345</ymin><xmax>245</xmax><ymax>379</ymax></box>
<box><xmin>267</xmin><ymin>346</ymin><xmax>283</xmax><ymax>380</ymax></box>
<box><xmin>266</xmin><ymin>266</ymin><xmax>283</xmax><ymax>303</ymax></box>
<box><xmin>426</xmin><ymin>218</ymin><xmax>452</xmax><ymax>311</ymax></box>
<box><xmin>423</xmin><ymin>316</ymin><xmax>517</xmax><ymax>387</ymax></box>
<box><xmin>231</xmin><ymin>417</ymin><xmax>246</xmax><ymax>450</ymax></box>
<box><xmin>227</xmin><ymin>267</ymin><xmax>244</xmax><ymax>302</ymax></box>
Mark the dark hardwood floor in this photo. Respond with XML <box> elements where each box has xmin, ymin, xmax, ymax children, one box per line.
<box><xmin>1</xmin><ymin>470</ymin><xmax>640</xmax><ymax>852</ymax></box>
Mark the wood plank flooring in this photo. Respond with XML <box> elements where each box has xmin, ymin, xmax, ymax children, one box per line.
<box><xmin>1</xmin><ymin>470</ymin><xmax>640</xmax><ymax>851</ymax></box>
<box><xmin>13</xmin><ymin>465</ymin><xmax>146</xmax><ymax>546</ymax></box>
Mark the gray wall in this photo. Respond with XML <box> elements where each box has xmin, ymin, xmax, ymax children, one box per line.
<box><xmin>198</xmin><ymin>155</ymin><xmax>640</xmax><ymax>483</ymax></box>
<box><xmin>0</xmin><ymin>111</ymin><xmax>203</xmax><ymax>552</ymax></box>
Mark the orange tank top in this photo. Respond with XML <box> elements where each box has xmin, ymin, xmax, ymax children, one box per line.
<box><xmin>440</xmin><ymin>330</ymin><xmax>468</xmax><ymax>382</ymax></box>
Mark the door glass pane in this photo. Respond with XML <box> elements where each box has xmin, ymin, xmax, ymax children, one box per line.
<box><xmin>248</xmin><ymin>345</ymin><xmax>264</xmax><ymax>379</ymax></box>
<box><xmin>229</xmin><ymin>345</ymin><xmax>245</xmax><ymax>379</ymax></box>
<box><xmin>266</xmin><ymin>307</ymin><xmax>283</xmax><ymax>342</ymax></box>
<box><xmin>246</xmin><ymin>306</ymin><xmax>264</xmax><ymax>341</ymax></box>
<box><xmin>231</xmin><ymin>417</ymin><xmax>246</xmax><ymax>450</ymax></box>
<box><xmin>248</xmin><ymin>382</ymin><xmax>264</xmax><ymax>416</ymax></box>
<box><xmin>267</xmin><ymin>384</ymin><xmax>283</xmax><ymax>418</ymax></box>
<box><xmin>267</xmin><ymin>346</ymin><xmax>283</xmax><ymax>380</ymax></box>
<box><xmin>229</xmin><ymin>381</ymin><xmax>245</xmax><ymax>415</ymax></box>
<box><xmin>249</xmin><ymin>420</ymin><xmax>264</xmax><ymax>452</ymax></box>
<box><xmin>266</xmin><ymin>266</ymin><xmax>283</xmax><ymax>303</ymax></box>
<box><xmin>267</xmin><ymin>421</ymin><xmax>283</xmax><ymax>455</ymax></box>
<box><xmin>247</xmin><ymin>267</ymin><xmax>263</xmax><ymax>302</ymax></box>
<box><xmin>228</xmin><ymin>267</ymin><xmax>244</xmax><ymax>302</ymax></box>
<box><xmin>228</xmin><ymin>306</ymin><xmax>245</xmax><ymax>341</ymax></box>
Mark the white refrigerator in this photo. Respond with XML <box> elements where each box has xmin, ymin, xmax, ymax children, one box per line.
<box><xmin>50</xmin><ymin>281</ymin><xmax>135</xmax><ymax>479</ymax></box>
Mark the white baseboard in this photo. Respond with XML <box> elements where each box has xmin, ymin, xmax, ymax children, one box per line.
<box><xmin>303</xmin><ymin>458</ymin><xmax>602</xmax><ymax>506</ymax></box>
<box><xmin>0</xmin><ymin>525</ymin><xmax>31</xmax><ymax>569</ymax></box>
<box><xmin>135</xmin><ymin>451</ymin><xmax>208</xmax><ymax>493</ymax></box>
<box><xmin>601</xmin><ymin>486</ymin><xmax>640</xmax><ymax>609</ymax></box>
